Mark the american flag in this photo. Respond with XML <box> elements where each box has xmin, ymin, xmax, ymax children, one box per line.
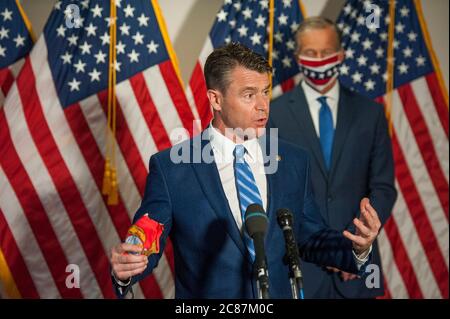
<box><xmin>0</xmin><ymin>0</ymin><xmax>33</xmax><ymax>104</ymax></box>
<box><xmin>187</xmin><ymin>0</ymin><xmax>305</xmax><ymax>130</ymax></box>
<box><xmin>337</xmin><ymin>0</ymin><xmax>448</xmax><ymax>298</ymax></box>
<box><xmin>0</xmin><ymin>0</ymin><xmax>198</xmax><ymax>298</ymax></box>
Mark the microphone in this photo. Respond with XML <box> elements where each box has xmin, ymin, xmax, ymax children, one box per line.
<box><xmin>276</xmin><ymin>208</ymin><xmax>304</xmax><ymax>299</ymax></box>
<box><xmin>245</xmin><ymin>203</ymin><xmax>270</xmax><ymax>299</ymax></box>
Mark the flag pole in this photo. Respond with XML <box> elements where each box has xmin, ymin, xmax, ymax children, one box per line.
<box><xmin>15</xmin><ymin>0</ymin><xmax>36</xmax><ymax>42</ymax></box>
<box><xmin>0</xmin><ymin>249</ymin><xmax>21</xmax><ymax>298</ymax></box>
<box><xmin>413</xmin><ymin>0</ymin><xmax>448</xmax><ymax>107</ymax></box>
<box><xmin>109</xmin><ymin>0</ymin><xmax>118</xmax><ymax>205</ymax></box>
<box><xmin>103</xmin><ymin>0</ymin><xmax>119</xmax><ymax>205</ymax></box>
<box><xmin>268</xmin><ymin>0</ymin><xmax>275</xmax><ymax>100</ymax></box>
<box><xmin>385</xmin><ymin>0</ymin><xmax>396</xmax><ymax>136</ymax></box>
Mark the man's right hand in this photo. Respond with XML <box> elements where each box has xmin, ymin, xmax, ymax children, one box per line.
<box><xmin>110</xmin><ymin>243</ymin><xmax>148</xmax><ymax>281</ymax></box>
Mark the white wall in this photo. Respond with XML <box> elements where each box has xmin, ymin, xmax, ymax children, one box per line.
<box><xmin>21</xmin><ymin>0</ymin><xmax>449</xmax><ymax>90</ymax></box>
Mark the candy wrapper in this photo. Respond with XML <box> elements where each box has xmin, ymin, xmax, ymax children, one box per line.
<box><xmin>125</xmin><ymin>214</ymin><xmax>164</xmax><ymax>256</ymax></box>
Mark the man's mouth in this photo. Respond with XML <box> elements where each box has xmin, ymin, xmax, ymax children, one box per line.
<box><xmin>255</xmin><ymin>118</ymin><xmax>267</xmax><ymax>126</ymax></box>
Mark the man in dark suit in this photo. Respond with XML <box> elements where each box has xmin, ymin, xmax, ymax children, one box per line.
<box><xmin>110</xmin><ymin>43</ymin><xmax>383</xmax><ymax>299</ymax></box>
<box><xmin>268</xmin><ymin>17</ymin><xmax>397</xmax><ymax>298</ymax></box>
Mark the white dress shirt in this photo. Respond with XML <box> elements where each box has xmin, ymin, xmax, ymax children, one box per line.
<box><xmin>208</xmin><ymin>125</ymin><xmax>267</xmax><ymax>233</ymax></box>
<box><xmin>302</xmin><ymin>80</ymin><xmax>340</xmax><ymax>137</ymax></box>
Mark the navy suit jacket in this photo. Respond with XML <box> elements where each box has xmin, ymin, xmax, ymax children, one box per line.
<box><xmin>268</xmin><ymin>83</ymin><xmax>397</xmax><ymax>298</ymax></box>
<box><xmin>114</xmin><ymin>130</ymin><xmax>366</xmax><ymax>299</ymax></box>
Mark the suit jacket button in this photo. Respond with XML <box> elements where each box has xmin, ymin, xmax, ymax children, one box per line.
<box><xmin>327</xmin><ymin>196</ymin><xmax>333</xmax><ymax>202</ymax></box>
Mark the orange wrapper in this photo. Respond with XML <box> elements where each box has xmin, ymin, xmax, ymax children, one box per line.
<box><xmin>125</xmin><ymin>214</ymin><xmax>164</xmax><ymax>256</ymax></box>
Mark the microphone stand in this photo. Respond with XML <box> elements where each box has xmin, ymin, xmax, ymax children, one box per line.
<box><xmin>253</xmin><ymin>233</ymin><xmax>270</xmax><ymax>299</ymax></box>
<box><xmin>255</xmin><ymin>264</ymin><xmax>270</xmax><ymax>299</ymax></box>
<box><xmin>277</xmin><ymin>209</ymin><xmax>305</xmax><ymax>299</ymax></box>
<box><xmin>284</xmin><ymin>247</ymin><xmax>305</xmax><ymax>299</ymax></box>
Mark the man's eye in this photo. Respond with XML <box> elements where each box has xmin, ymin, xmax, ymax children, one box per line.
<box><xmin>244</xmin><ymin>93</ymin><xmax>254</xmax><ymax>99</ymax></box>
<box><xmin>303</xmin><ymin>50</ymin><xmax>316</xmax><ymax>57</ymax></box>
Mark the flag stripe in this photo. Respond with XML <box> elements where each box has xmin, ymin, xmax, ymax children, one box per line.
<box><xmin>397</xmin><ymin>84</ymin><xmax>449</xmax><ymax>219</ymax></box>
<box><xmin>77</xmin><ymin>95</ymin><xmax>154</xmax><ymax>299</ymax></box>
<box><xmin>99</xmin><ymin>85</ymin><xmax>174</xmax><ymax>298</ymax></box>
<box><xmin>64</xmin><ymin>103</ymin><xmax>131</xmax><ymax>239</ymax></box>
<box><xmin>29</xmin><ymin>42</ymin><xmax>129</xmax><ymax>298</ymax></box>
<box><xmin>188</xmin><ymin>62</ymin><xmax>212</xmax><ymax>129</ymax></box>
<box><xmin>382</xmin><ymin>217</ymin><xmax>423</xmax><ymax>298</ymax></box>
<box><xmin>159</xmin><ymin>61</ymin><xmax>196</xmax><ymax>136</ymax></box>
<box><xmin>410</xmin><ymin>77</ymin><xmax>449</xmax><ymax>183</ymax></box>
<box><xmin>378</xmin><ymin>230</ymin><xmax>409</xmax><ymax>298</ymax></box>
<box><xmin>393</xmin><ymin>181</ymin><xmax>442</xmax><ymax>298</ymax></box>
<box><xmin>0</xmin><ymin>207</ymin><xmax>39</xmax><ymax>298</ymax></box>
<box><xmin>280</xmin><ymin>78</ymin><xmax>295</xmax><ymax>93</ymax></box>
<box><xmin>0</xmin><ymin>110</ymin><xmax>76</xmax><ymax>298</ymax></box>
<box><xmin>128</xmin><ymin>72</ymin><xmax>172</xmax><ymax>151</ymax></box>
<box><xmin>64</xmin><ymin>102</ymin><xmax>155</xmax><ymax>299</ymax></box>
<box><xmin>96</xmin><ymin>91</ymin><xmax>165</xmax><ymax>299</ymax></box>
<box><xmin>391</xmin><ymin>131</ymin><xmax>449</xmax><ymax>298</ymax></box>
<box><xmin>1</xmin><ymin>0</ymin><xmax>186</xmax><ymax>299</ymax></box>
<box><xmin>2</xmin><ymin>88</ymin><xmax>103</xmax><ymax>298</ymax></box>
<box><xmin>115</xmin><ymin>77</ymin><xmax>160</xmax><ymax>164</ymax></box>
<box><xmin>0</xmin><ymin>68</ymin><xmax>14</xmax><ymax>97</ymax></box>
<box><xmin>0</xmin><ymin>166</ymin><xmax>58</xmax><ymax>298</ymax></box>
<box><xmin>144</xmin><ymin>65</ymin><xmax>187</xmax><ymax>136</ymax></box>
<box><xmin>18</xmin><ymin>59</ymin><xmax>115</xmax><ymax>298</ymax></box>
<box><xmin>390</xmin><ymin>92</ymin><xmax>449</xmax><ymax>263</ymax></box>
<box><xmin>97</xmin><ymin>91</ymin><xmax>148</xmax><ymax>195</ymax></box>
<box><xmin>78</xmin><ymin>95</ymin><xmax>142</xmax><ymax>220</ymax></box>
<box><xmin>425</xmin><ymin>73</ymin><xmax>449</xmax><ymax>137</ymax></box>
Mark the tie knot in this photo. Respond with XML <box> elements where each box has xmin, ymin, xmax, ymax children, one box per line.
<box><xmin>234</xmin><ymin>145</ymin><xmax>246</xmax><ymax>161</ymax></box>
<box><xmin>317</xmin><ymin>96</ymin><xmax>328</xmax><ymax>106</ymax></box>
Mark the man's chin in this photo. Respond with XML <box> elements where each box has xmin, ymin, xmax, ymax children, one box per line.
<box><xmin>255</xmin><ymin>127</ymin><xmax>266</xmax><ymax>138</ymax></box>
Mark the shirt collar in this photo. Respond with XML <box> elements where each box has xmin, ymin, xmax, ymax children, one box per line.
<box><xmin>208</xmin><ymin>124</ymin><xmax>261</xmax><ymax>162</ymax></box>
<box><xmin>301</xmin><ymin>80</ymin><xmax>340</xmax><ymax>105</ymax></box>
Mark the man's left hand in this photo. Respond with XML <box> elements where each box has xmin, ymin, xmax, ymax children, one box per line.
<box><xmin>326</xmin><ymin>266</ymin><xmax>360</xmax><ymax>282</ymax></box>
<box><xmin>343</xmin><ymin>198</ymin><xmax>381</xmax><ymax>255</ymax></box>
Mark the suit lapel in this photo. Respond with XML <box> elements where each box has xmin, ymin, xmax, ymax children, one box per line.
<box><xmin>329</xmin><ymin>87</ymin><xmax>355</xmax><ymax>181</ymax></box>
<box><xmin>287</xmin><ymin>86</ymin><xmax>328</xmax><ymax>178</ymax></box>
<box><xmin>190</xmin><ymin>132</ymin><xmax>249</xmax><ymax>260</ymax></box>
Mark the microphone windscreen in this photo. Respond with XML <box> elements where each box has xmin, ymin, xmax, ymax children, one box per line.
<box><xmin>276</xmin><ymin>208</ymin><xmax>293</xmax><ymax>227</ymax></box>
<box><xmin>244</xmin><ymin>203</ymin><xmax>268</xmax><ymax>238</ymax></box>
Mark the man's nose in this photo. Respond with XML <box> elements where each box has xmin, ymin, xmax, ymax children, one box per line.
<box><xmin>256</xmin><ymin>95</ymin><xmax>269</xmax><ymax>112</ymax></box>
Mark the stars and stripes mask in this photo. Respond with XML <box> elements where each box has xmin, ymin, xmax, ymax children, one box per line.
<box><xmin>297</xmin><ymin>52</ymin><xmax>342</xmax><ymax>91</ymax></box>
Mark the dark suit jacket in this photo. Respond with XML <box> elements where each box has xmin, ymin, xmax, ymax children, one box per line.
<box><xmin>113</xmin><ymin>130</ymin><xmax>367</xmax><ymax>298</ymax></box>
<box><xmin>268</xmin><ymin>83</ymin><xmax>397</xmax><ymax>298</ymax></box>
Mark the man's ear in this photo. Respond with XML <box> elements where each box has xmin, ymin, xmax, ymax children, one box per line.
<box><xmin>207</xmin><ymin>89</ymin><xmax>223</xmax><ymax>112</ymax></box>
<box><xmin>338</xmin><ymin>48</ymin><xmax>345</xmax><ymax>63</ymax></box>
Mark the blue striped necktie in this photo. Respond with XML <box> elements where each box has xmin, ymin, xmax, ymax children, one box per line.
<box><xmin>318</xmin><ymin>96</ymin><xmax>334</xmax><ymax>170</ymax></box>
<box><xmin>233</xmin><ymin>144</ymin><xmax>263</xmax><ymax>262</ymax></box>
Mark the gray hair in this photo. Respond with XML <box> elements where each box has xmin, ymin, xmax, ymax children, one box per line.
<box><xmin>295</xmin><ymin>16</ymin><xmax>342</xmax><ymax>53</ymax></box>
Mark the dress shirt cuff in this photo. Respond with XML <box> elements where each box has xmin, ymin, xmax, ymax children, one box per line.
<box><xmin>353</xmin><ymin>245</ymin><xmax>372</xmax><ymax>271</ymax></box>
<box><xmin>111</xmin><ymin>270</ymin><xmax>131</xmax><ymax>287</ymax></box>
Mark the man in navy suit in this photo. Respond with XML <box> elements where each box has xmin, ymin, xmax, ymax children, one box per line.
<box><xmin>268</xmin><ymin>17</ymin><xmax>397</xmax><ymax>298</ymax></box>
<box><xmin>110</xmin><ymin>42</ymin><xmax>383</xmax><ymax>299</ymax></box>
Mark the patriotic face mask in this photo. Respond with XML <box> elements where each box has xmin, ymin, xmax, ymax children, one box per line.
<box><xmin>297</xmin><ymin>52</ymin><xmax>342</xmax><ymax>92</ymax></box>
